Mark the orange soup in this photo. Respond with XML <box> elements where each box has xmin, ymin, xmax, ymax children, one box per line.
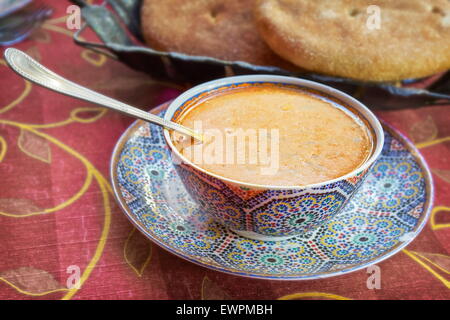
<box><xmin>173</xmin><ymin>85</ymin><xmax>372</xmax><ymax>186</ymax></box>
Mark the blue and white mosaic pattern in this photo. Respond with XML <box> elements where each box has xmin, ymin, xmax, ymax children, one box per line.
<box><xmin>113</xmin><ymin>119</ymin><xmax>432</xmax><ymax>280</ymax></box>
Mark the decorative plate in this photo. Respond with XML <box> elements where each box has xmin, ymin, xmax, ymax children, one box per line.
<box><xmin>110</xmin><ymin>108</ymin><xmax>433</xmax><ymax>280</ymax></box>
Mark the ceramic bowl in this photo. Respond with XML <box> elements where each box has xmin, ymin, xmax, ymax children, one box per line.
<box><xmin>163</xmin><ymin>75</ymin><xmax>384</xmax><ymax>241</ymax></box>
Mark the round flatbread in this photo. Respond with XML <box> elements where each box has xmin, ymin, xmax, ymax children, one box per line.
<box><xmin>140</xmin><ymin>0</ymin><xmax>291</xmax><ymax>67</ymax></box>
<box><xmin>254</xmin><ymin>0</ymin><xmax>450</xmax><ymax>81</ymax></box>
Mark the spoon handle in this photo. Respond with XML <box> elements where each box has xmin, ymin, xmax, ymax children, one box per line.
<box><xmin>3</xmin><ymin>48</ymin><xmax>201</xmax><ymax>140</ymax></box>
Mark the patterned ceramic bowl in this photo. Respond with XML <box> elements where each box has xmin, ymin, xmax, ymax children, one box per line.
<box><xmin>163</xmin><ymin>75</ymin><xmax>384</xmax><ymax>241</ymax></box>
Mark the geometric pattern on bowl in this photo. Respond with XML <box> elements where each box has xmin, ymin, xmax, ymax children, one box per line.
<box><xmin>111</xmin><ymin>115</ymin><xmax>433</xmax><ymax>280</ymax></box>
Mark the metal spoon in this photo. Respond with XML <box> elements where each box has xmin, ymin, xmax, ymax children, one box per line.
<box><xmin>3</xmin><ymin>48</ymin><xmax>203</xmax><ymax>141</ymax></box>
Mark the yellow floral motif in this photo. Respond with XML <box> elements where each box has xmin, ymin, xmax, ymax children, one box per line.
<box><xmin>0</xmin><ymin>60</ymin><xmax>32</xmax><ymax>114</ymax></box>
<box><xmin>327</xmin><ymin>220</ymin><xmax>347</xmax><ymax>233</ymax></box>
<box><xmin>403</xmin><ymin>250</ymin><xmax>450</xmax><ymax>289</ymax></box>
<box><xmin>396</xmin><ymin>162</ymin><xmax>412</xmax><ymax>173</ymax></box>
<box><xmin>148</xmin><ymin>149</ymin><xmax>167</xmax><ymax>161</ymax></box>
<box><xmin>430</xmin><ymin>206</ymin><xmax>450</xmax><ymax>230</ymax></box>
<box><xmin>14</xmin><ymin>107</ymin><xmax>107</xmax><ymax>129</ymax></box>
<box><xmin>416</xmin><ymin>137</ymin><xmax>450</xmax><ymax>149</ymax></box>
<box><xmin>374</xmin><ymin>219</ymin><xmax>393</xmax><ymax>229</ymax></box>
<box><xmin>81</xmin><ymin>49</ymin><xmax>107</xmax><ymax>67</ymax></box>
<box><xmin>0</xmin><ymin>12</ymin><xmax>114</xmax><ymax>298</ymax></box>
<box><xmin>202</xmin><ymin>226</ymin><xmax>221</xmax><ymax>240</ymax></box>
<box><xmin>320</xmin><ymin>195</ymin><xmax>336</xmax><ymax>203</ymax></box>
<box><xmin>382</xmin><ymin>198</ymin><xmax>400</xmax><ymax>209</ymax></box>
<box><xmin>0</xmin><ymin>277</ymin><xmax>69</xmax><ymax>297</ymax></box>
<box><xmin>125</xmin><ymin>171</ymin><xmax>141</xmax><ymax>185</ymax></box>
<box><xmin>227</xmin><ymin>252</ymin><xmax>245</xmax><ymax>262</ymax></box>
<box><xmin>295</xmin><ymin>196</ymin><xmax>317</xmax><ymax>208</ymax></box>
<box><xmin>129</xmin><ymin>146</ymin><xmax>144</xmax><ymax>158</ymax></box>
<box><xmin>362</xmin><ymin>161</ymin><xmax>421</xmax><ymax>208</ymax></box>
<box><xmin>0</xmin><ymin>135</ymin><xmax>7</xmax><ymax>162</ymax></box>
<box><xmin>272</xmin><ymin>202</ymin><xmax>293</xmax><ymax>214</ymax></box>
<box><xmin>325</xmin><ymin>216</ymin><xmax>403</xmax><ymax>259</ymax></box>
<box><xmin>123</xmin><ymin>228</ymin><xmax>153</xmax><ymax>277</ymax></box>
<box><xmin>278</xmin><ymin>292</ymin><xmax>352</xmax><ymax>300</ymax></box>
<box><xmin>192</xmin><ymin>240</ymin><xmax>211</xmax><ymax>250</ymax></box>
<box><xmin>121</xmin><ymin>154</ymin><xmax>135</xmax><ymax>169</ymax></box>
<box><xmin>408</xmin><ymin>170</ymin><xmax>422</xmax><ymax>184</ymax></box>
<box><xmin>348</xmin><ymin>216</ymin><xmax>368</xmax><ymax>226</ymax></box>
<box><xmin>18</xmin><ymin>129</ymin><xmax>52</xmax><ymax>163</ymax></box>
<box><xmin>401</xmin><ymin>186</ymin><xmax>419</xmax><ymax>199</ymax></box>
<box><xmin>236</xmin><ymin>239</ymin><xmax>259</xmax><ymax>251</ymax></box>
<box><xmin>256</xmin><ymin>212</ymin><xmax>278</xmax><ymax>224</ymax></box>
<box><xmin>293</xmin><ymin>255</ymin><xmax>316</xmax><ymax>267</ymax></box>
<box><xmin>373</xmin><ymin>161</ymin><xmax>392</xmax><ymax>172</ymax></box>
<box><xmin>332</xmin><ymin>248</ymin><xmax>352</xmax><ymax>258</ymax></box>
<box><xmin>206</xmin><ymin>189</ymin><xmax>226</xmax><ymax>204</ymax></box>
<box><xmin>222</xmin><ymin>206</ymin><xmax>241</xmax><ymax>219</ymax></box>
<box><xmin>0</xmin><ymin>119</ymin><xmax>112</xmax><ymax>300</ymax></box>
<box><xmin>320</xmin><ymin>235</ymin><xmax>336</xmax><ymax>247</ymax></box>
<box><xmin>70</xmin><ymin>107</ymin><xmax>107</xmax><ymax>123</ymax></box>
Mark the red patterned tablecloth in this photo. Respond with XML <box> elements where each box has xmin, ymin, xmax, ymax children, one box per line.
<box><xmin>0</xmin><ymin>1</ymin><xmax>449</xmax><ymax>300</ymax></box>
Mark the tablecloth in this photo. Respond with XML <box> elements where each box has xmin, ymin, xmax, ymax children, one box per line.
<box><xmin>0</xmin><ymin>0</ymin><xmax>449</xmax><ymax>300</ymax></box>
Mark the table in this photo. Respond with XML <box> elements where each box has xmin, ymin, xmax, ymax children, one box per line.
<box><xmin>0</xmin><ymin>0</ymin><xmax>449</xmax><ymax>300</ymax></box>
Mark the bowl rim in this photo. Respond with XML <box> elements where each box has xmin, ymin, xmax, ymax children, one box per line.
<box><xmin>163</xmin><ymin>75</ymin><xmax>385</xmax><ymax>190</ymax></box>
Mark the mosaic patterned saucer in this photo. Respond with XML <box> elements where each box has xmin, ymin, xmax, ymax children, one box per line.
<box><xmin>111</xmin><ymin>111</ymin><xmax>433</xmax><ymax>280</ymax></box>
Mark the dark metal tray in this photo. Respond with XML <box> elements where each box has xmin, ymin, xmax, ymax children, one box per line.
<box><xmin>71</xmin><ymin>0</ymin><xmax>450</xmax><ymax>109</ymax></box>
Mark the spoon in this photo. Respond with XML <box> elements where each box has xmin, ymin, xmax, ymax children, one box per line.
<box><xmin>3</xmin><ymin>48</ymin><xmax>203</xmax><ymax>141</ymax></box>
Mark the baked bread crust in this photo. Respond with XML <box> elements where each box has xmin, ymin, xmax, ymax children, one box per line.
<box><xmin>141</xmin><ymin>0</ymin><xmax>291</xmax><ymax>67</ymax></box>
<box><xmin>254</xmin><ymin>0</ymin><xmax>450</xmax><ymax>81</ymax></box>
